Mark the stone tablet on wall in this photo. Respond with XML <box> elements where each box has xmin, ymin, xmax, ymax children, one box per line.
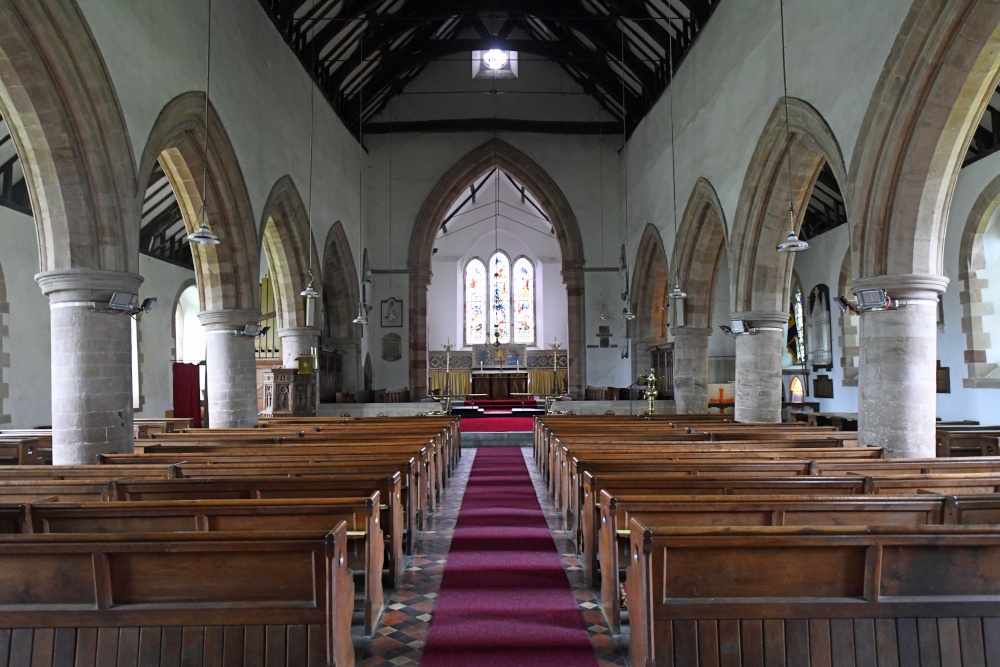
<box><xmin>382</xmin><ymin>333</ymin><xmax>402</xmax><ymax>362</ymax></box>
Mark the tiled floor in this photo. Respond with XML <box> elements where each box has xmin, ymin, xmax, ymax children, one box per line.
<box><xmin>356</xmin><ymin>447</ymin><xmax>629</xmax><ymax>666</ymax></box>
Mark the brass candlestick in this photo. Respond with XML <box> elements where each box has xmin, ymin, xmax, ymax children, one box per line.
<box><xmin>643</xmin><ymin>367</ymin><xmax>658</xmax><ymax>415</ymax></box>
<box><xmin>549</xmin><ymin>338</ymin><xmax>562</xmax><ymax>395</ymax></box>
<box><xmin>441</xmin><ymin>338</ymin><xmax>454</xmax><ymax>395</ymax></box>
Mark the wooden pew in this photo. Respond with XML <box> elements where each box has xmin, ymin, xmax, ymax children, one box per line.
<box><xmin>625</xmin><ymin>522</ymin><xmax>1000</xmax><ymax>667</ymax></box>
<box><xmin>0</xmin><ymin>526</ymin><xmax>354</xmax><ymax>667</ymax></box>
<box><xmin>597</xmin><ymin>492</ymin><xmax>1000</xmax><ymax>633</ymax></box>
<box><xmin>21</xmin><ymin>496</ymin><xmax>386</xmax><ymax>635</ymax></box>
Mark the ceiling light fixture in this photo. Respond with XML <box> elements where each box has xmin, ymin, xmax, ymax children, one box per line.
<box><xmin>619</xmin><ymin>29</ymin><xmax>635</xmax><ymax>323</ymax></box>
<box><xmin>483</xmin><ymin>49</ymin><xmax>508</xmax><ymax>70</ymax></box>
<box><xmin>187</xmin><ymin>0</ymin><xmax>220</xmax><ymax>246</ymax></box>
<box><xmin>775</xmin><ymin>0</ymin><xmax>808</xmax><ymax>254</ymax></box>
<box><xmin>352</xmin><ymin>34</ymin><xmax>368</xmax><ymax>326</ymax></box>
<box><xmin>666</xmin><ymin>43</ymin><xmax>686</xmax><ymax>301</ymax></box>
<box><xmin>300</xmin><ymin>70</ymin><xmax>320</xmax><ymax>307</ymax></box>
<box><xmin>597</xmin><ymin>103</ymin><xmax>611</xmax><ymax>321</ymax></box>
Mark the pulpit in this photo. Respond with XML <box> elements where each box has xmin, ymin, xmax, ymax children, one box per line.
<box><xmin>259</xmin><ymin>367</ymin><xmax>317</xmax><ymax>417</ymax></box>
<box><xmin>470</xmin><ymin>371</ymin><xmax>529</xmax><ymax>399</ymax></box>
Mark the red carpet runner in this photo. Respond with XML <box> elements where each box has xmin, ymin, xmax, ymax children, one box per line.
<box><xmin>421</xmin><ymin>448</ymin><xmax>598</xmax><ymax>667</ymax></box>
<box><xmin>458</xmin><ymin>416</ymin><xmax>534</xmax><ymax>432</ymax></box>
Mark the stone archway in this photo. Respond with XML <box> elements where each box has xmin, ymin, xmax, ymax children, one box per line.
<box><xmin>0</xmin><ymin>0</ymin><xmax>143</xmax><ymax>461</ymax></box>
<box><xmin>139</xmin><ymin>92</ymin><xmax>259</xmax><ymax>315</ymax></box>
<box><xmin>139</xmin><ymin>92</ymin><xmax>260</xmax><ymax>428</ymax></box>
<box><xmin>729</xmin><ymin>98</ymin><xmax>848</xmax><ymax>422</ymax></box>
<box><xmin>323</xmin><ymin>221</ymin><xmax>362</xmax><ymax>393</ymax></box>
<box><xmin>260</xmin><ymin>176</ymin><xmax>314</xmax><ymax>332</ymax></box>
<box><xmin>671</xmin><ymin>178</ymin><xmax>729</xmax><ymax>413</ymax></box>
<box><xmin>407</xmin><ymin>139</ymin><xmax>586</xmax><ymax>398</ymax></box>
<box><xmin>837</xmin><ymin>248</ymin><xmax>860</xmax><ymax>387</ymax></box>
<box><xmin>847</xmin><ymin>0</ymin><xmax>1000</xmax><ymax>456</ymax></box>
<box><xmin>957</xmin><ymin>173</ymin><xmax>1000</xmax><ymax>388</ymax></box>
<box><xmin>631</xmin><ymin>224</ymin><xmax>669</xmax><ymax>378</ymax></box>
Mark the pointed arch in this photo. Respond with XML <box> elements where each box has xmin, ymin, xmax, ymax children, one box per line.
<box><xmin>957</xmin><ymin>173</ymin><xmax>1000</xmax><ymax>387</ymax></box>
<box><xmin>837</xmin><ymin>247</ymin><xmax>860</xmax><ymax>386</ymax></box>
<box><xmin>260</xmin><ymin>176</ymin><xmax>317</xmax><ymax>330</ymax></box>
<box><xmin>323</xmin><ymin>221</ymin><xmax>362</xmax><ymax>393</ymax></box>
<box><xmin>631</xmin><ymin>224</ymin><xmax>669</xmax><ymax>377</ymax></box>
<box><xmin>0</xmin><ymin>0</ymin><xmax>136</xmax><ymax>273</ymax></box>
<box><xmin>138</xmin><ymin>92</ymin><xmax>258</xmax><ymax>314</ymax></box>
<box><xmin>673</xmin><ymin>178</ymin><xmax>730</xmax><ymax>329</ymax></box>
<box><xmin>849</xmin><ymin>0</ymin><xmax>1000</xmax><ymax>279</ymax></box>
<box><xmin>731</xmin><ymin>98</ymin><xmax>848</xmax><ymax>315</ymax></box>
<box><xmin>407</xmin><ymin>139</ymin><xmax>586</xmax><ymax>397</ymax></box>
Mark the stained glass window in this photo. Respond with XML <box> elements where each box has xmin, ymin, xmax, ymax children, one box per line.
<box><xmin>465</xmin><ymin>258</ymin><xmax>486</xmax><ymax>344</ymax></box>
<box><xmin>512</xmin><ymin>257</ymin><xmax>534</xmax><ymax>344</ymax></box>
<box><xmin>489</xmin><ymin>252</ymin><xmax>510</xmax><ymax>344</ymax></box>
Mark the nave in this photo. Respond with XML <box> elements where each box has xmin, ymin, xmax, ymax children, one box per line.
<box><xmin>358</xmin><ymin>447</ymin><xmax>626</xmax><ymax>667</ymax></box>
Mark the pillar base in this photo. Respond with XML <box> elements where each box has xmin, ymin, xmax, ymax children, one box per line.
<box><xmin>732</xmin><ymin>311</ymin><xmax>786</xmax><ymax>424</ymax></box>
<box><xmin>199</xmin><ymin>309</ymin><xmax>261</xmax><ymax>428</ymax></box>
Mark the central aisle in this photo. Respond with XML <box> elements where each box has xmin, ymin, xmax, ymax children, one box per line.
<box><xmin>420</xmin><ymin>447</ymin><xmax>599</xmax><ymax>667</ymax></box>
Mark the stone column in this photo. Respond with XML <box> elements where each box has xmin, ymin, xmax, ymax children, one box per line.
<box><xmin>408</xmin><ymin>268</ymin><xmax>432</xmax><ymax>399</ymax></box>
<box><xmin>198</xmin><ymin>309</ymin><xmax>261</xmax><ymax>428</ymax></box>
<box><xmin>853</xmin><ymin>274</ymin><xmax>948</xmax><ymax>458</ymax></box>
<box><xmin>732</xmin><ymin>311</ymin><xmax>787</xmax><ymax>423</ymax></box>
<box><xmin>672</xmin><ymin>326</ymin><xmax>711</xmax><ymax>413</ymax></box>
<box><xmin>36</xmin><ymin>269</ymin><xmax>144</xmax><ymax>464</ymax></box>
<box><xmin>563</xmin><ymin>266</ymin><xmax>586</xmax><ymax>400</ymax></box>
<box><xmin>279</xmin><ymin>326</ymin><xmax>320</xmax><ymax>368</ymax></box>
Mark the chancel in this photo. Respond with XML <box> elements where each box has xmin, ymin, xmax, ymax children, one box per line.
<box><xmin>1</xmin><ymin>0</ymin><xmax>1000</xmax><ymax>664</ymax></box>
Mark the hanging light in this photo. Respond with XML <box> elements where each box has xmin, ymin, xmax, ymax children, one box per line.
<box><xmin>599</xmin><ymin>303</ymin><xmax>611</xmax><ymax>321</ymax></box>
<box><xmin>300</xmin><ymin>271</ymin><xmax>320</xmax><ymax>299</ymax></box>
<box><xmin>619</xmin><ymin>30</ymin><xmax>635</xmax><ymax>323</ymax></box>
<box><xmin>187</xmin><ymin>0</ymin><xmax>220</xmax><ymax>246</ymax></box>
<box><xmin>353</xmin><ymin>34</ymin><xmax>367</xmax><ymax>326</ymax></box>
<box><xmin>774</xmin><ymin>0</ymin><xmax>809</xmax><ymax>254</ymax></box>
<box><xmin>301</xmin><ymin>67</ymin><xmax>320</xmax><ymax>301</ymax></box>
<box><xmin>666</xmin><ymin>42</ymin><xmax>686</xmax><ymax>300</ymax></box>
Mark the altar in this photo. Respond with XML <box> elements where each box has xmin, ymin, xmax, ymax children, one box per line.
<box><xmin>471</xmin><ymin>370</ymin><xmax>529</xmax><ymax>400</ymax></box>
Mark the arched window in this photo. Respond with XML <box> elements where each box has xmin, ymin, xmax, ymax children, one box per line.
<box><xmin>489</xmin><ymin>251</ymin><xmax>510</xmax><ymax>344</ymax></box>
<box><xmin>512</xmin><ymin>257</ymin><xmax>535</xmax><ymax>344</ymax></box>
<box><xmin>465</xmin><ymin>258</ymin><xmax>487</xmax><ymax>345</ymax></box>
<box><xmin>465</xmin><ymin>252</ymin><xmax>535</xmax><ymax>346</ymax></box>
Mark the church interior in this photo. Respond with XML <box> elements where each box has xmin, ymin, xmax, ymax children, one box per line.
<box><xmin>1</xmin><ymin>0</ymin><xmax>1000</xmax><ymax>665</ymax></box>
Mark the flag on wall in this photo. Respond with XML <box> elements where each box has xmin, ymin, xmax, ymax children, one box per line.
<box><xmin>786</xmin><ymin>310</ymin><xmax>799</xmax><ymax>363</ymax></box>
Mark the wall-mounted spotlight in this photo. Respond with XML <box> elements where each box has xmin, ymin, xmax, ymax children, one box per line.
<box><xmin>719</xmin><ymin>319</ymin><xmax>759</xmax><ymax>338</ymax></box>
<box><xmin>234</xmin><ymin>323</ymin><xmax>269</xmax><ymax>338</ymax></box>
<box><xmin>834</xmin><ymin>296</ymin><xmax>859</xmax><ymax>315</ymax></box>
<box><xmin>91</xmin><ymin>292</ymin><xmax>157</xmax><ymax>320</ymax></box>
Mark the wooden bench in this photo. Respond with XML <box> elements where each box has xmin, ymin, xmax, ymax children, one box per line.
<box><xmin>0</xmin><ymin>526</ymin><xmax>354</xmax><ymax>666</ymax></box>
<box><xmin>20</xmin><ymin>495</ymin><xmax>385</xmax><ymax>635</ymax></box>
<box><xmin>597</xmin><ymin>492</ymin><xmax>1000</xmax><ymax>633</ymax></box>
<box><xmin>626</xmin><ymin>522</ymin><xmax>1000</xmax><ymax>667</ymax></box>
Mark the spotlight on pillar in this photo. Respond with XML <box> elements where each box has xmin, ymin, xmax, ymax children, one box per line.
<box><xmin>718</xmin><ymin>324</ymin><xmax>734</xmax><ymax>338</ymax></box>
<box><xmin>856</xmin><ymin>289</ymin><xmax>890</xmax><ymax>310</ymax></box>
<box><xmin>233</xmin><ymin>323</ymin><xmax>268</xmax><ymax>338</ymax></box>
<box><xmin>719</xmin><ymin>320</ymin><xmax>759</xmax><ymax>338</ymax></box>
<box><xmin>835</xmin><ymin>295</ymin><xmax>859</xmax><ymax>315</ymax></box>
<box><xmin>93</xmin><ymin>291</ymin><xmax>143</xmax><ymax>315</ymax></box>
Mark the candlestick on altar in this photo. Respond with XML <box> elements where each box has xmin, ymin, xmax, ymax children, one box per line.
<box><xmin>642</xmin><ymin>367</ymin><xmax>659</xmax><ymax>415</ymax></box>
<box><xmin>549</xmin><ymin>337</ymin><xmax>562</xmax><ymax>394</ymax></box>
<box><xmin>441</xmin><ymin>339</ymin><xmax>455</xmax><ymax>394</ymax></box>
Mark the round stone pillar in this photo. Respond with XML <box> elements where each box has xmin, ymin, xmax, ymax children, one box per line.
<box><xmin>672</xmin><ymin>327</ymin><xmax>711</xmax><ymax>413</ymax></box>
<box><xmin>198</xmin><ymin>309</ymin><xmax>261</xmax><ymax>428</ymax></box>
<box><xmin>36</xmin><ymin>269</ymin><xmax>144</xmax><ymax>464</ymax></box>
<box><xmin>853</xmin><ymin>274</ymin><xmax>948</xmax><ymax>458</ymax></box>
<box><xmin>278</xmin><ymin>326</ymin><xmax>320</xmax><ymax>368</ymax></box>
<box><xmin>732</xmin><ymin>311</ymin><xmax>787</xmax><ymax>423</ymax></box>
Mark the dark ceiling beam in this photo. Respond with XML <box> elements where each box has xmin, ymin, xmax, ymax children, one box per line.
<box><xmin>363</xmin><ymin>118</ymin><xmax>624</xmax><ymax>134</ymax></box>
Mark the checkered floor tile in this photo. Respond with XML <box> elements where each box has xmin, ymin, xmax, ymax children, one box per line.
<box><xmin>355</xmin><ymin>447</ymin><xmax>629</xmax><ymax>666</ymax></box>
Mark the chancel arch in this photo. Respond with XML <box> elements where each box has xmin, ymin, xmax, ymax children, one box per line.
<box><xmin>408</xmin><ymin>139</ymin><xmax>585</xmax><ymax>399</ymax></box>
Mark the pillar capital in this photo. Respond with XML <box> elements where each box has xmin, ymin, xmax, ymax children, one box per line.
<box><xmin>198</xmin><ymin>308</ymin><xmax>262</xmax><ymax>332</ymax></box>
<box><xmin>561</xmin><ymin>265</ymin><xmax>586</xmax><ymax>286</ymax></box>
<box><xmin>730</xmin><ymin>311</ymin><xmax>786</xmax><ymax>329</ymax></box>
<box><xmin>408</xmin><ymin>268</ymin><xmax>433</xmax><ymax>288</ymax></box>
<box><xmin>277</xmin><ymin>326</ymin><xmax>321</xmax><ymax>339</ymax></box>
<box><xmin>851</xmin><ymin>273</ymin><xmax>949</xmax><ymax>301</ymax></box>
<box><xmin>671</xmin><ymin>326</ymin><xmax>713</xmax><ymax>338</ymax></box>
<box><xmin>35</xmin><ymin>268</ymin><xmax>143</xmax><ymax>304</ymax></box>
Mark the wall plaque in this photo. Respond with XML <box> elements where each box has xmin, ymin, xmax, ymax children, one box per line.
<box><xmin>382</xmin><ymin>333</ymin><xmax>402</xmax><ymax>362</ymax></box>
